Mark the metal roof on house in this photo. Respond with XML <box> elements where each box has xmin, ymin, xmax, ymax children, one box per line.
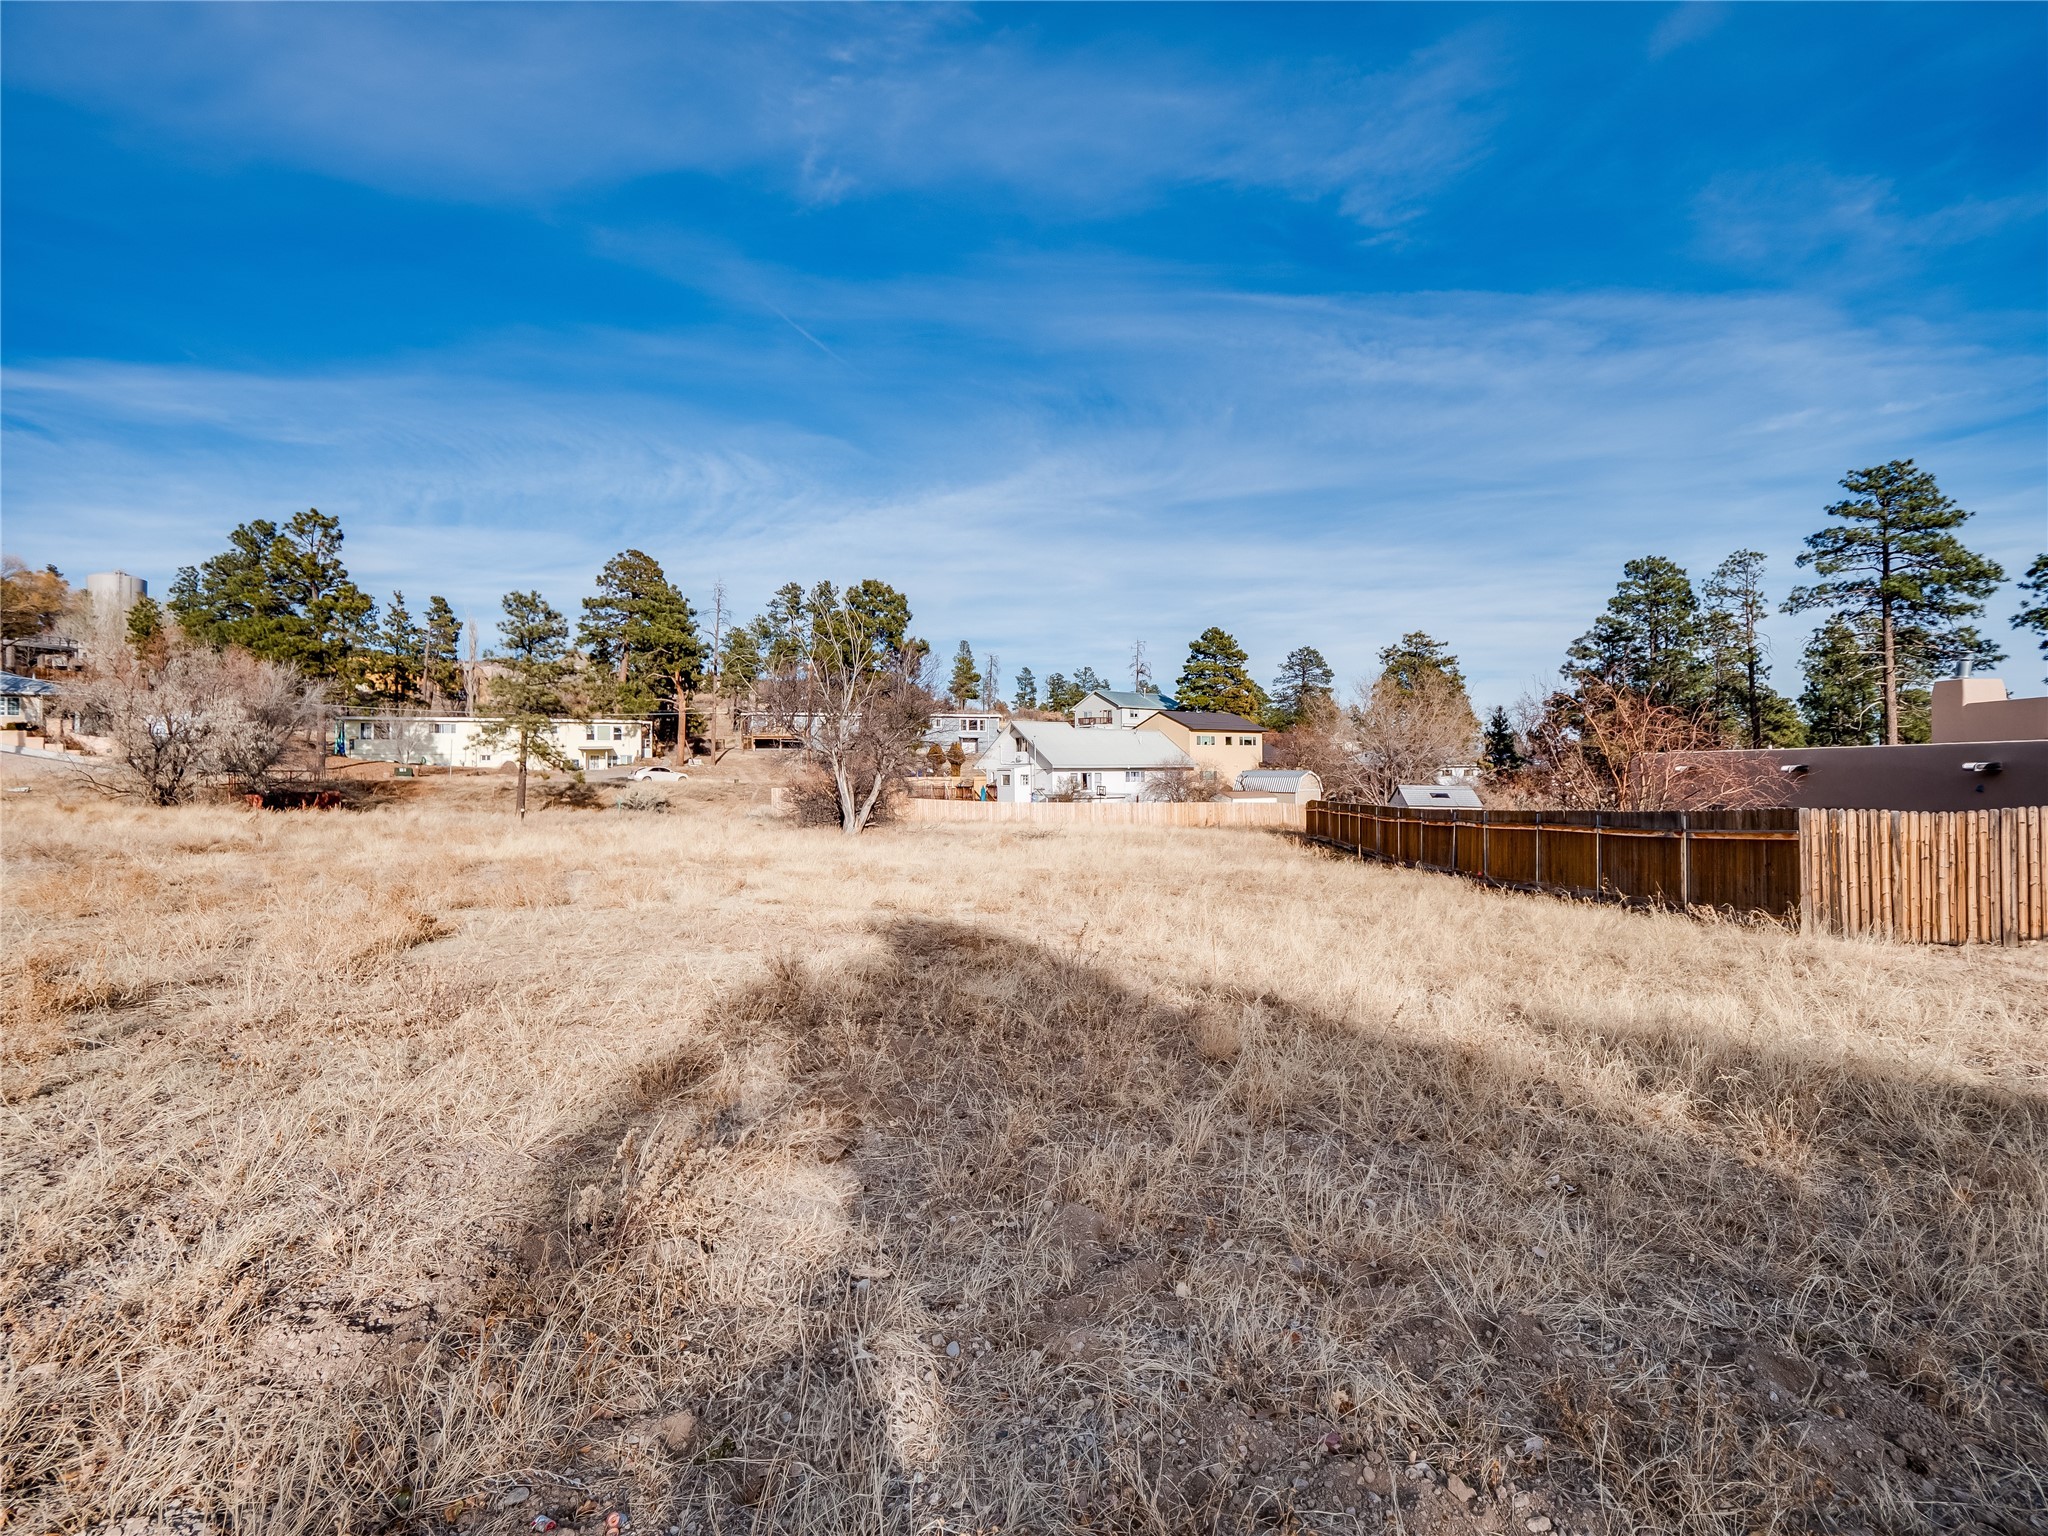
<box><xmin>1006</xmin><ymin>720</ymin><xmax>1195</xmax><ymax>771</ymax></box>
<box><xmin>0</xmin><ymin>671</ymin><xmax>58</xmax><ymax>697</ymax></box>
<box><xmin>1390</xmin><ymin>783</ymin><xmax>1482</xmax><ymax>808</ymax></box>
<box><xmin>1160</xmin><ymin>709</ymin><xmax>1265</xmax><ymax>732</ymax></box>
<box><xmin>1082</xmin><ymin>690</ymin><xmax>1173</xmax><ymax>711</ymax></box>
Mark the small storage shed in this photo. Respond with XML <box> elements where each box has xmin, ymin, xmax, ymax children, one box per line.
<box><xmin>1390</xmin><ymin>783</ymin><xmax>1482</xmax><ymax>809</ymax></box>
<box><xmin>1238</xmin><ymin>768</ymin><xmax>1323</xmax><ymax>805</ymax></box>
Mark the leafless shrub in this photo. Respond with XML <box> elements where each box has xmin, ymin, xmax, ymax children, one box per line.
<box><xmin>68</xmin><ymin>641</ymin><xmax>324</xmax><ymax>805</ymax></box>
<box><xmin>612</xmin><ymin>787</ymin><xmax>672</xmax><ymax>814</ymax></box>
<box><xmin>783</xmin><ymin>764</ymin><xmax>903</xmax><ymax>827</ymax></box>
<box><xmin>1510</xmin><ymin>681</ymin><xmax>1782</xmax><ymax>810</ymax></box>
<box><xmin>1141</xmin><ymin>767</ymin><xmax>1223</xmax><ymax>803</ymax></box>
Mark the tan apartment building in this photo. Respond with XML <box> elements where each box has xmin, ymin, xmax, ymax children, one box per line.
<box><xmin>1136</xmin><ymin>709</ymin><xmax>1266</xmax><ymax>781</ymax></box>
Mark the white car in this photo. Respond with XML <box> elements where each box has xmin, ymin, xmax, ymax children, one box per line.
<box><xmin>628</xmin><ymin>765</ymin><xmax>687</xmax><ymax>781</ymax></box>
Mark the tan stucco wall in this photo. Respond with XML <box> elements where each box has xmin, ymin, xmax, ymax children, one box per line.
<box><xmin>1931</xmin><ymin>678</ymin><xmax>2048</xmax><ymax>743</ymax></box>
<box><xmin>1138</xmin><ymin>717</ymin><xmax>1264</xmax><ymax>782</ymax></box>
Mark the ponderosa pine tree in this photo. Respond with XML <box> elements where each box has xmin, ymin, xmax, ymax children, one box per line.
<box><xmin>579</xmin><ymin>550</ymin><xmax>704</xmax><ymax>750</ymax></box>
<box><xmin>717</xmin><ymin>624</ymin><xmax>762</xmax><ymax>701</ymax></box>
<box><xmin>948</xmin><ymin>641</ymin><xmax>981</xmax><ymax>706</ymax></box>
<box><xmin>1269</xmin><ymin>646</ymin><xmax>1334</xmax><ymax>727</ymax></box>
<box><xmin>125</xmin><ymin>594</ymin><xmax>166</xmax><ymax>651</ymax></box>
<box><xmin>1785</xmin><ymin>461</ymin><xmax>2004</xmax><ymax>745</ymax></box>
<box><xmin>1798</xmin><ymin>614</ymin><xmax>1883</xmax><ymax>745</ymax></box>
<box><xmin>1701</xmin><ymin>550</ymin><xmax>1802</xmax><ymax>747</ymax></box>
<box><xmin>1377</xmin><ymin>632</ymin><xmax>1467</xmax><ymax>695</ymax></box>
<box><xmin>1012</xmin><ymin>667</ymin><xmax>1038</xmax><ymax>710</ymax></box>
<box><xmin>168</xmin><ymin>509</ymin><xmax>373</xmax><ymax>680</ymax></box>
<box><xmin>422</xmin><ymin>597</ymin><xmax>464</xmax><ymax>710</ymax></box>
<box><xmin>1174</xmin><ymin>628</ymin><xmax>1267</xmax><ymax>718</ymax></box>
<box><xmin>2014</xmin><ymin>553</ymin><xmax>2048</xmax><ymax>684</ymax></box>
<box><xmin>379</xmin><ymin>591</ymin><xmax>424</xmax><ymax>703</ymax></box>
<box><xmin>1564</xmin><ymin>557</ymin><xmax>1708</xmax><ymax>709</ymax></box>
<box><xmin>1043</xmin><ymin>673</ymin><xmax>1079</xmax><ymax>713</ymax></box>
<box><xmin>480</xmin><ymin>591</ymin><xmax>574</xmax><ymax>817</ymax></box>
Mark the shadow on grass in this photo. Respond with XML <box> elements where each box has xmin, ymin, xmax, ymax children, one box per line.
<box><xmin>439</xmin><ymin>916</ymin><xmax>2043</xmax><ymax>1535</ymax></box>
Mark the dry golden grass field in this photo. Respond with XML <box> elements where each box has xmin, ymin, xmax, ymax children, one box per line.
<box><xmin>3</xmin><ymin>759</ymin><xmax>2045</xmax><ymax>1536</ymax></box>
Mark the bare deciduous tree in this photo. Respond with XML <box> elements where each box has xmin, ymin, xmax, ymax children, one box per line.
<box><xmin>1348</xmin><ymin>670</ymin><xmax>1480</xmax><ymax>803</ymax></box>
<box><xmin>70</xmin><ymin>642</ymin><xmax>325</xmax><ymax>806</ymax></box>
<box><xmin>758</xmin><ymin>590</ymin><xmax>937</xmax><ymax>835</ymax></box>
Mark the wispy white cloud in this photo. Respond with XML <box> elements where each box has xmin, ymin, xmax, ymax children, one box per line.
<box><xmin>8</xmin><ymin>271</ymin><xmax>2041</xmax><ymax>705</ymax></box>
<box><xmin>1</xmin><ymin>6</ymin><xmax>1498</xmax><ymax>230</ymax></box>
<box><xmin>1694</xmin><ymin>166</ymin><xmax>2045</xmax><ymax>279</ymax></box>
<box><xmin>1647</xmin><ymin>4</ymin><xmax>1728</xmax><ymax>61</ymax></box>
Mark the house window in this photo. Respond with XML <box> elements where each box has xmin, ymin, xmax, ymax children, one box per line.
<box><xmin>1197</xmin><ymin>734</ymin><xmax>1216</xmax><ymax>746</ymax></box>
<box><xmin>1001</xmin><ymin>773</ymin><xmax>1012</xmax><ymax>786</ymax></box>
<box><xmin>611</xmin><ymin>724</ymin><xmax>624</xmax><ymax>741</ymax></box>
<box><xmin>431</xmin><ymin>722</ymin><xmax>456</xmax><ymax>734</ymax></box>
<box><xmin>1126</xmin><ymin>770</ymin><xmax>1143</xmax><ymax>782</ymax></box>
<box><xmin>1</xmin><ymin>698</ymin><xmax>19</xmax><ymax>718</ymax></box>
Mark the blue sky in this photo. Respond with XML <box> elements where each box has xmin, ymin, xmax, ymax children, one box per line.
<box><xmin>4</xmin><ymin>2</ymin><xmax>2044</xmax><ymax>705</ymax></box>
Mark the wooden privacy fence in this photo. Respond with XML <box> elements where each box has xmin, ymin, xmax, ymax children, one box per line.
<box><xmin>1800</xmin><ymin>806</ymin><xmax>2045</xmax><ymax>945</ymax></box>
<box><xmin>904</xmin><ymin>798</ymin><xmax>1306</xmax><ymax>828</ymax></box>
<box><xmin>1306</xmin><ymin>802</ymin><xmax>1800</xmax><ymax>919</ymax></box>
<box><xmin>1306</xmin><ymin>801</ymin><xmax>2045</xmax><ymax>945</ymax></box>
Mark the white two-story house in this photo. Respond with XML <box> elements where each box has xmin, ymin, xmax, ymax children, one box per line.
<box><xmin>1070</xmin><ymin>689</ymin><xmax>1172</xmax><ymax>728</ymax></box>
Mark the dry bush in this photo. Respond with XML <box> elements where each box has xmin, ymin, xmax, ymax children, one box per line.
<box><xmin>1</xmin><ymin>782</ymin><xmax>2043</xmax><ymax>1536</ymax></box>
<box><xmin>1510</xmin><ymin>683</ymin><xmax>1782</xmax><ymax>811</ymax></box>
<box><xmin>68</xmin><ymin>641</ymin><xmax>325</xmax><ymax>804</ymax></box>
<box><xmin>784</xmin><ymin>764</ymin><xmax>904</xmax><ymax>827</ymax></box>
<box><xmin>1142</xmin><ymin>768</ymin><xmax>1224</xmax><ymax>803</ymax></box>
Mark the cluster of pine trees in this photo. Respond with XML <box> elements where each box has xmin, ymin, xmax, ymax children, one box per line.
<box><xmin>60</xmin><ymin>456</ymin><xmax>2048</xmax><ymax>771</ymax></box>
<box><xmin>972</xmin><ymin>460</ymin><xmax>2046</xmax><ymax>755</ymax></box>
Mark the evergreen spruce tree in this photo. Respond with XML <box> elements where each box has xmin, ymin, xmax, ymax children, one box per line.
<box><xmin>1043</xmin><ymin>673</ymin><xmax>1079</xmax><ymax>713</ymax></box>
<box><xmin>1785</xmin><ymin>460</ymin><xmax>2004</xmax><ymax>744</ymax></box>
<box><xmin>2014</xmin><ymin>553</ymin><xmax>2048</xmax><ymax>684</ymax></box>
<box><xmin>167</xmin><ymin>508</ymin><xmax>373</xmax><ymax>679</ymax></box>
<box><xmin>1269</xmin><ymin>646</ymin><xmax>1334</xmax><ymax>726</ymax></box>
<box><xmin>1012</xmin><ymin>667</ymin><xmax>1038</xmax><ymax>710</ymax></box>
<box><xmin>1563</xmin><ymin>557</ymin><xmax>1708</xmax><ymax>709</ymax></box>
<box><xmin>1481</xmin><ymin>705</ymin><xmax>1524</xmax><ymax>772</ymax></box>
<box><xmin>1174</xmin><ymin>628</ymin><xmax>1267</xmax><ymax>718</ymax></box>
<box><xmin>948</xmin><ymin>641</ymin><xmax>981</xmax><ymax>705</ymax></box>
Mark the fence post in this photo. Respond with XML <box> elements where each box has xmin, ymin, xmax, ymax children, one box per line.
<box><xmin>1534</xmin><ymin>811</ymin><xmax>1542</xmax><ymax>888</ymax></box>
<box><xmin>1679</xmin><ymin>811</ymin><xmax>1691</xmax><ymax>910</ymax></box>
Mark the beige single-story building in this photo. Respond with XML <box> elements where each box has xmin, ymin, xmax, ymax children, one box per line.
<box><xmin>336</xmin><ymin>714</ymin><xmax>653</xmax><ymax>771</ymax></box>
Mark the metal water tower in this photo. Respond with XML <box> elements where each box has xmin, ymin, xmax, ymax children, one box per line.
<box><xmin>86</xmin><ymin>570</ymin><xmax>147</xmax><ymax>617</ymax></box>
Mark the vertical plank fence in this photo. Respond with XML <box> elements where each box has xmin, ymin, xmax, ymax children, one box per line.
<box><xmin>1306</xmin><ymin>801</ymin><xmax>2045</xmax><ymax>945</ymax></box>
<box><xmin>1799</xmin><ymin>806</ymin><xmax>2045</xmax><ymax>945</ymax></box>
